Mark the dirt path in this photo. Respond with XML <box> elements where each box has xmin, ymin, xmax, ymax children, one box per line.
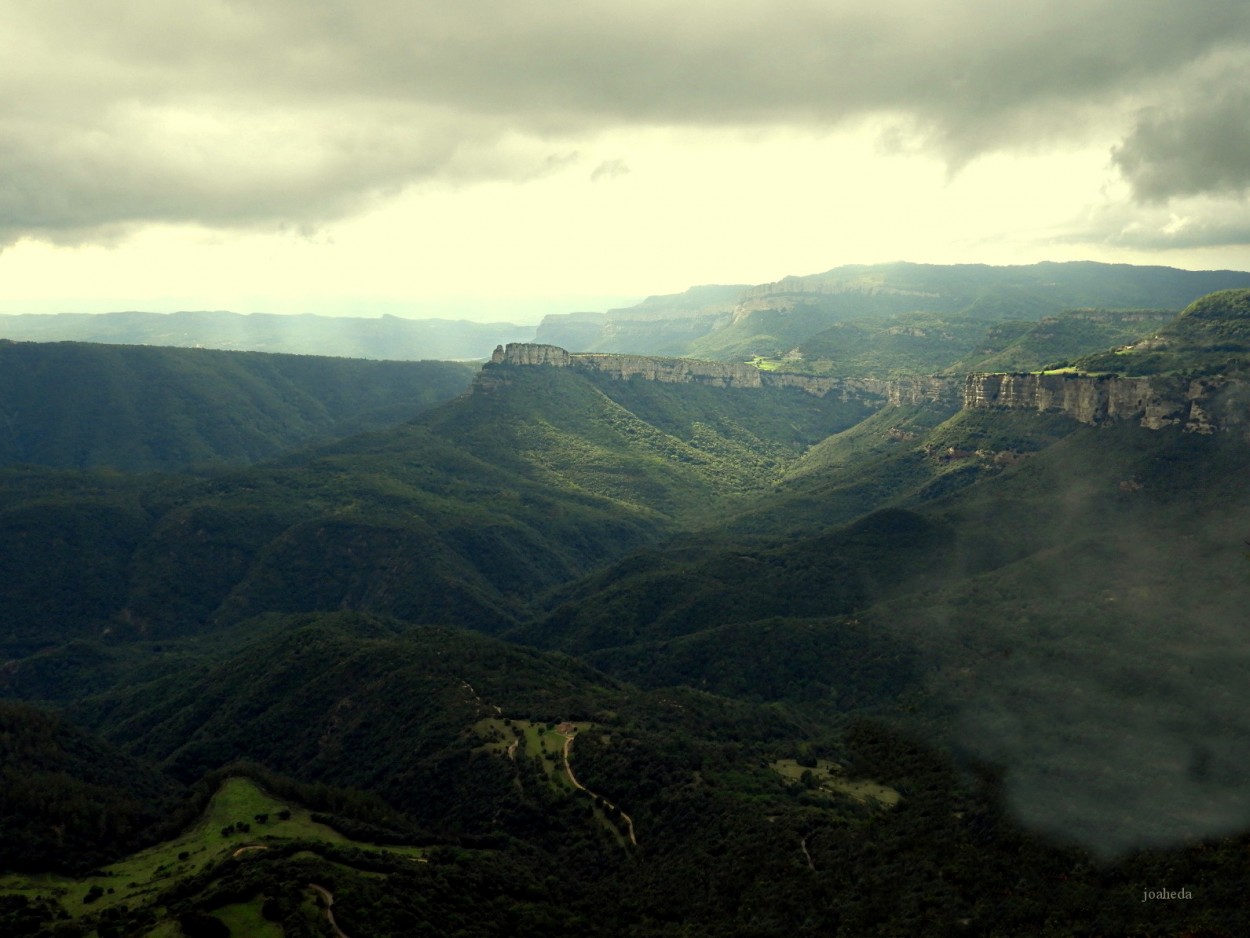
<box><xmin>799</xmin><ymin>833</ymin><xmax>816</xmax><ymax>871</ymax></box>
<box><xmin>309</xmin><ymin>883</ymin><xmax>351</xmax><ymax>938</ymax></box>
<box><xmin>559</xmin><ymin>732</ymin><xmax>638</xmax><ymax>847</ymax></box>
<box><xmin>460</xmin><ymin>679</ymin><xmax>502</xmax><ymax>715</ymax></box>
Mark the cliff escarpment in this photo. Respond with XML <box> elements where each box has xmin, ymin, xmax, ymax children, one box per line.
<box><xmin>484</xmin><ymin>344</ymin><xmax>960</xmax><ymax>407</ymax></box>
<box><xmin>482</xmin><ymin>344</ymin><xmax>1248</xmax><ymax>435</ymax></box>
<box><xmin>964</xmin><ymin>372</ymin><xmax>1249</xmax><ymax>434</ymax></box>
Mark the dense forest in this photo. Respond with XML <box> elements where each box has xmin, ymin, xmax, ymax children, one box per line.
<box><xmin>0</xmin><ymin>342</ymin><xmax>475</xmax><ymax>472</ymax></box>
<box><xmin>2</xmin><ymin>277</ymin><xmax>1249</xmax><ymax>936</ymax></box>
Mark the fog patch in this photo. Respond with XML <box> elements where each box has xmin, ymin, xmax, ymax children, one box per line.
<box><xmin>959</xmin><ymin>632</ymin><xmax>1250</xmax><ymax>853</ymax></box>
<box><xmin>894</xmin><ymin>458</ymin><xmax>1250</xmax><ymax>855</ymax></box>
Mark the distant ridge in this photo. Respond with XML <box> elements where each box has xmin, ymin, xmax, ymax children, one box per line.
<box><xmin>0</xmin><ymin>310</ymin><xmax>532</xmax><ymax>361</ymax></box>
<box><xmin>8</xmin><ymin>261</ymin><xmax>1250</xmax><ymax>366</ymax></box>
<box><xmin>535</xmin><ymin>261</ymin><xmax>1250</xmax><ymax>360</ymax></box>
<box><xmin>495</xmin><ymin>295</ymin><xmax>1250</xmax><ymax>435</ymax></box>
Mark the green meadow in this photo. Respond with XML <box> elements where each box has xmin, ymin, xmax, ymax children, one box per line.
<box><xmin>0</xmin><ymin>776</ymin><xmax>426</xmax><ymax>924</ymax></box>
<box><xmin>772</xmin><ymin>758</ymin><xmax>901</xmax><ymax>807</ymax></box>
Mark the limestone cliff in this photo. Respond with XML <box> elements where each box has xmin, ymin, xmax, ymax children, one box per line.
<box><xmin>482</xmin><ymin>345</ymin><xmax>1247</xmax><ymax>435</ymax></box>
<box><xmin>964</xmin><ymin>372</ymin><xmax>1249</xmax><ymax>434</ymax></box>
<box><xmin>483</xmin><ymin>344</ymin><xmax>960</xmax><ymax>406</ymax></box>
<box><xmin>490</xmin><ymin>343</ymin><xmax>571</xmax><ymax>367</ymax></box>
<box><xmin>487</xmin><ymin>343</ymin><xmax>762</xmax><ymax>388</ymax></box>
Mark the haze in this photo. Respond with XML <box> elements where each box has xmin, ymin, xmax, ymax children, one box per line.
<box><xmin>3</xmin><ymin>0</ymin><xmax>1250</xmax><ymax>320</ymax></box>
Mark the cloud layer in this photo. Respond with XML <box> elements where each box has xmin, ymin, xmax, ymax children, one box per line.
<box><xmin>1113</xmin><ymin>54</ymin><xmax>1250</xmax><ymax>201</ymax></box>
<box><xmin>4</xmin><ymin>0</ymin><xmax>1250</xmax><ymax>245</ymax></box>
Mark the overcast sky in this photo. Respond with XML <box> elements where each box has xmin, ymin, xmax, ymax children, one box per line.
<box><xmin>4</xmin><ymin>0</ymin><xmax>1250</xmax><ymax>321</ymax></box>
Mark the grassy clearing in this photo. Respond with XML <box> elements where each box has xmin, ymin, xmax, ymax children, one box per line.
<box><xmin>473</xmin><ymin>718</ymin><xmax>628</xmax><ymax>844</ymax></box>
<box><xmin>474</xmin><ymin>717</ymin><xmax>591</xmax><ymax>785</ymax></box>
<box><xmin>0</xmin><ymin>777</ymin><xmax>428</xmax><ymax>922</ymax></box>
<box><xmin>772</xmin><ymin>759</ymin><xmax>901</xmax><ymax>808</ymax></box>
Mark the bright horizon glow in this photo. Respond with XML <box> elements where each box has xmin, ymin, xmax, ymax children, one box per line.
<box><xmin>4</xmin><ymin>127</ymin><xmax>1247</xmax><ymax>324</ymax></box>
<box><xmin>3</xmin><ymin>2</ymin><xmax>1250</xmax><ymax>323</ymax></box>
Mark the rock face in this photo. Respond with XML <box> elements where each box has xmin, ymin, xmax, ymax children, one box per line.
<box><xmin>578</xmin><ymin>352</ymin><xmax>764</xmax><ymax>388</ymax></box>
<box><xmin>483</xmin><ymin>344</ymin><xmax>960</xmax><ymax>406</ymax></box>
<box><xmin>490</xmin><ymin>343</ymin><xmax>570</xmax><ymax>367</ymax></box>
<box><xmin>485</xmin><ymin>345</ymin><xmax>1249</xmax><ymax>434</ymax></box>
<box><xmin>759</xmin><ymin>372</ymin><xmax>958</xmax><ymax>405</ymax></box>
<box><xmin>964</xmin><ymin>372</ymin><xmax>1249</xmax><ymax>433</ymax></box>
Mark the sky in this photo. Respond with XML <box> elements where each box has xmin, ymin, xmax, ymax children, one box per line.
<box><xmin>3</xmin><ymin>0</ymin><xmax>1250</xmax><ymax>322</ymax></box>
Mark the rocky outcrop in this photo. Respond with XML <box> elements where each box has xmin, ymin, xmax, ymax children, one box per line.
<box><xmin>483</xmin><ymin>346</ymin><xmax>1248</xmax><ymax>434</ymax></box>
<box><xmin>964</xmin><ymin>372</ymin><xmax>1249</xmax><ymax>434</ymax></box>
<box><xmin>488</xmin><ymin>343</ymin><xmax>763</xmax><ymax>387</ymax></box>
<box><xmin>576</xmin><ymin>352</ymin><xmax>764</xmax><ymax>388</ymax></box>
<box><xmin>490</xmin><ymin>343</ymin><xmax>570</xmax><ymax>367</ymax></box>
<box><xmin>861</xmin><ymin>375</ymin><xmax>961</xmax><ymax>407</ymax></box>
<box><xmin>483</xmin><ymin>344</ymin><xmax>960</xmax><ymax>406</ymax></box>
<box><xmin>759</xmin><ymin>372</ymin><xmax>958</xmax><ymax>405</ymax></box>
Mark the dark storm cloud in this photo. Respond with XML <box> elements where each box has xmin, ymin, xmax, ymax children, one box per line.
<box><xmin>4</xmin><ymin>0</ymin><xmax>1250</xmax><ymax>243</ymax></box>
<box><xmin>1113</xmin><ymin>65</ymin><xmax>1250</xmax><ymax>201</ymax></box>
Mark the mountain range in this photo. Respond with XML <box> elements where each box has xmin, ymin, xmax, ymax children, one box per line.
<box><xmin>0</xmin><ymin>312</ymin><xmax>533</xmax><ymax>362</ymax></box>
<box><xmin>5</xmin><ymin>260</ymin><xmax>1250</xmax><ymax>367</ymax></box>
<box><xmin>2</xmin><ymin>266</ymin><xmax>1250</xmax><ymax>937</ymax></box>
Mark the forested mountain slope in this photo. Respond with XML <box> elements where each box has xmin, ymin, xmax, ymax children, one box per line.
<box><xmin>0</xmin><ymin>341</ymin><xmax>475</xmax><ymax>472</ymax></box>
<box><xmin>0</xmin><ymin>358</ymin><xmax>870</xmax><ymax>656</ymax></box>
<box><xmin>2</xmin><ymin>289</ymin><xmax>1249</xmax><ymax>937</ymax></box>
<box><xmin>1074</xmin><ymin>287</ymin><xmax>1250</xmax><ymax>376</ymax></box>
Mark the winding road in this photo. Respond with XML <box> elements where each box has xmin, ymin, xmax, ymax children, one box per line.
<box><xmin>558</xmin><ymin>731</ymin><xmax>638</xmax><ymax>847</ymax></box>
<box><xmin>308</xmin><ymin>883</ymin><xmax>351</xmax><ymax>938</ymax></box>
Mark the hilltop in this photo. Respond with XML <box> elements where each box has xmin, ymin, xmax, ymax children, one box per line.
<box><xmin>536</xmin><ymin>261</ymin><xmax>1250</xmax><ymax>362</ymax></box>
<box><xmin>1072</xmin><ymin>287</ymin><xmax>1250</xmax><ymax>376</ymax></box>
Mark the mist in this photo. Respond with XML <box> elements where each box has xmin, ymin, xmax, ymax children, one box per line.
<box><xmin>895</xmin><ymin>437</ymin><xmax>1250</xmax><ymax>854</ymax></box>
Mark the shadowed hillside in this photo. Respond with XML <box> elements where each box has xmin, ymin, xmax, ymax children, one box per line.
<box><xmin>0</xmin><ymin>358</ymin><xmax>870</xmax><ymax>653</ymax></box>
<box><xmin>0</xmin><ymin>341</ymin><xmax>475</xmax><ymax>472</ymax></box>
<box><xmin>3</xmin><ymin>284</ymin><xmax>1250</xmax><ymax>937</ymax></box>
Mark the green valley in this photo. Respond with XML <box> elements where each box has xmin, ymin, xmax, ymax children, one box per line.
<box><xmin>3</xmin><ymin>272</ymin><xmax>1250</xmax><ymax>936</ymax></box>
